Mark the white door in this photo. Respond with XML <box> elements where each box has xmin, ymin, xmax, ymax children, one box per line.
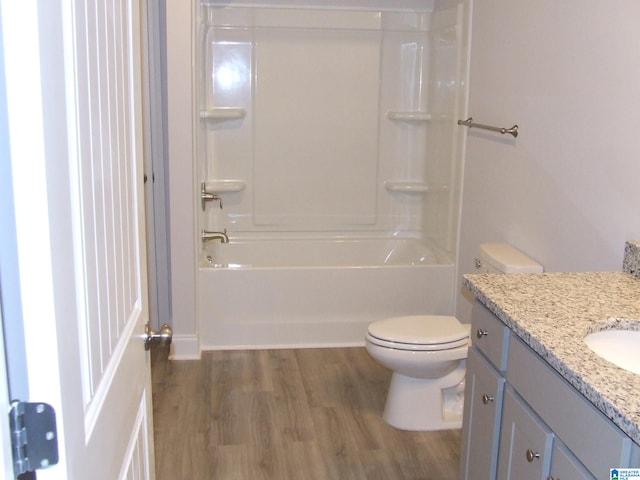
<box><xmin>1</xmin><ymin>0</ymin><xmax>156</xmax><ymax>479</ymax></box>
<box><xmin>0</xmin><ymin>311</ymin><xmax>14</xmax><ymax>478</ymax></box>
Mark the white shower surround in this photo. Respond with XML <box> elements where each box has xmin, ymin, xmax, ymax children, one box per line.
<box><xmin>195</xmin><ymin>0</ymin><xmax>469</xmax><ymax>350</ymax></box>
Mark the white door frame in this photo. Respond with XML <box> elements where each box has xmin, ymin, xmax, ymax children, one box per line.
<box><xmin>142</xmin><ymin>0</ymin><xmax>172</xmax><ymax>331</ymax></box>
<box><xmin>0</xmin><ymin>302</ymin><xmax>15</xmax><ymax>480</ymax></box>
<box><xmin>0</xmin><ymin>3</ymin><xmax>22</xmax><ymax>476</ymax></box>
<box><xmin>0</xmin><ymin>0</ymin><xmax>71</xmax><ymax>476</ymax></box>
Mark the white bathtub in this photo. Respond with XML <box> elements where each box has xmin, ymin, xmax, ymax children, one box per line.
<box><xmin>198</xmin><ymin>237</ymin><xmax>455</xmax><ymax>349</ymax></box>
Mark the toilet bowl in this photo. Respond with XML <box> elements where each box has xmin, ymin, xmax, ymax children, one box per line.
<box><xmin>365</xmin><ymin>315</ymin><xmax>470</xmax><ymax>431</ymax></box>
<box><xmin>365</xmin><ymin>243</ymin><xmax>543</xmax><ymax>431</ymax></box>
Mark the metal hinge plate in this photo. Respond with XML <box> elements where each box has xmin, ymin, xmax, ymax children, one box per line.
<box><xmin>9</xmin><ymin>401</ymin><xmax>59</xmax><ymax>478</ymax></box>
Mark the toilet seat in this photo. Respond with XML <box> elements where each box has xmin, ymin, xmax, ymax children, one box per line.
<box><xmin>367</xmin><ymin>315</ymin><xmax>468</xmax><ymax>351</ymax></box>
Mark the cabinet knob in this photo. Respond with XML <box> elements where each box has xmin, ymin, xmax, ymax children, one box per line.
<box><xmin>482</xmin><ymin>394</ymin><xmax>494</xmax><ymax>404</ymax></box>
<box><xmin>526</xmin><ymin>449</ymin><xmax>540</xmax><ymax>462</ymax></box>
<box><xmin>476</xmin><ymin>329</ymin><xmax>488</xmax><ymax>339</ymax></box>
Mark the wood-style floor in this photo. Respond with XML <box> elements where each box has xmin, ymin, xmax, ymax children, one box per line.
<box><xmin>151</xmin><ymin>346</ymin><xmax>461</xmax><ymax>479</ymax></box>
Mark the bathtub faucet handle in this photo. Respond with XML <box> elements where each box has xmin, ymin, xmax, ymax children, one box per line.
<box><xmin>201</xmin><ymin>229</ymin><xmax>229</xmax><ymax>244</ymax></box>
<box><xmin>201</xmin><ymin>182</ymin><xmax>223</xmax><ymax>210</ymax></box>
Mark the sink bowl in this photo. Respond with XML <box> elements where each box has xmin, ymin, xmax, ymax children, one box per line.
<box><xmin>584</xmin><ymin>329</ymin><xmax>640</xmax><ymax>375</ymax></box>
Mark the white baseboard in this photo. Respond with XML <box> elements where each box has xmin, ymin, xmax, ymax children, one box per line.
<box><xmin>168</xmin><ymin>334</ymin><xmax>200</xmax><ymax>360</ymax></box>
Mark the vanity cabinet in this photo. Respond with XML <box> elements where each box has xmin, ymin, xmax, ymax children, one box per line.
<box><xmin>459</xmin><ymin>303</ymin><xmax>508</xmax><ymax>480</ymax></box>
<box><xmin>548</xmin><ymin>439</ymin><xmax>595</xmax><ymax>480</ymax></box>
<box><xmin>459</xmin><ymin>348</ymin><xmax>504</xmax><ymax>479</ymax></box>
<box><xmin>459</xmin><ymin>301</ymin><xmax>639</xmax><ymax>480</ymax></box>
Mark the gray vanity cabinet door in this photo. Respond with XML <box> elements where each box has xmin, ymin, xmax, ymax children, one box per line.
<box><xmin>459</xmin><ymin>347</ymin><xmax>504</xmax><ymax>480</ymax></box>
<box><xmin>497</xmin><ymin>388</ymin><xmax>553</xmax><ymax>480</ymax></box>
<box><xmin>548</xmin><ymin>440</ymin><xmax>595</xmax><ymax>480</ymax></box>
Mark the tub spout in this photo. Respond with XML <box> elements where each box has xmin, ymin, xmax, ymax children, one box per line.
<box><xmin>201</xmin><ymin>229</ymin><xmax>229</xmax><ymax>243</ymax></box>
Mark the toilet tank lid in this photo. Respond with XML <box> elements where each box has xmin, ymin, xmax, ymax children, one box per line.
<box><xmin>479</xmin><ymin>242</ymin><xmax>543</xmax><ymax>273</ymax></box>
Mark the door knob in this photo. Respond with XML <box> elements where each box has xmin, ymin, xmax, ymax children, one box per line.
<box><xmin>526</xmin><ymin>449</ymin><xmax>540</xmax><ymax>462</ymax></box>
<box><xmin>144</xmin><ymin>323</ymin><xmax>173</xmax><ymax>351</ymax></box>
<box><xmin>476</xmin><ymin>329</ymin><xmax>488</xmax><ymax>339</ymax></box>
<box><xmin>482</xmin><ymin>394</ymin><xmax>494</xmax><ymax>404</ymax></box>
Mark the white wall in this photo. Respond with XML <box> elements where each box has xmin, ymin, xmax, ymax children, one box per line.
<box><xmin>166</xmin><ymin>0</ymin><xmax>198</xmax><ymax>357</ymax></box>
<box><xmin>166</xmin><ymin>0</ymin><xmax>640</xmax><ymax>342</ymax></box>
<box><xmin>456</xmin><ymin>0</ymin><xmax>640</xmax><ymax>323</ymax></box>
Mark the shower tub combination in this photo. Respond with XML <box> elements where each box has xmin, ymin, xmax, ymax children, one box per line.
<box><xmin>196</xmin><ymin>0</ymin><xmax>470</xmax><ymax>350</ymax></box>
<box><xmin>199</xmin><ymin>237</ymin><xmax>455</xmax><ymax>348</ymax></box>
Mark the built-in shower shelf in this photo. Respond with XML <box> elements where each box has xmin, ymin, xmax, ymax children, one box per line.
<box><xmin>384</xmin><ymin>181</ymin><xmax>449</xmax><ymax>193</ymax></box>
<box><xmin>200</xmin><ymin>108</ymin><xmax>246</xmax><ymax>121</ymax></box>
<box><xmin>205</xmin><ymin>180</ymin><xmax>246</xmax><ymax>193</ymax></box>
<box><xmin>386</xmin><ymin>111</ymin><xmax>432</xmax><ymax>122</ymax></box>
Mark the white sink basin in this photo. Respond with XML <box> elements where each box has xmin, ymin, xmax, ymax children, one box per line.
<box><xmin>584</xmin><ymin>329</ymin><xmax>640</xmax><ymax>375</ymax></box>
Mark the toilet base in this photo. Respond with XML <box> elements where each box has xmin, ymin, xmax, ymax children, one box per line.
<box><xmin>382</xmin><ymin>361</ymin><xmax>466</xmax><ymax>431</ymax></box>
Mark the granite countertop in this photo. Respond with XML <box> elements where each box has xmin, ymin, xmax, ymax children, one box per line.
<box><xmin>463</xmin><ymin>269</ymin><xmax>640</xmax><ymax>445</ymax></box>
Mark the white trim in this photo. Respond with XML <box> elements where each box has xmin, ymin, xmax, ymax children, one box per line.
<box><xmin>143</xmin><ymin>0</ymin><xmax>172</xmax><ymax>330</ymax></box>
<box><xmin>0</xmin><ymin>6</ymin><xmax>16</xmax><ymax>474</ymax></box>
<box><xmin>0</xmin><ymin>305</ymin><xmax>14</xmax><ymax>478</ymax></box>
<box><xmin>84</xmin><ymin>301</ymin><xmax>142</xmax><ymax>438</ymax></box>
<box><xmin>117</xmin><ymin>393</ymin><xmax>147</xmax><ymax>480</ymax></box>
<box><xmin>168</xmin><ymin>335</ymin><xmax>201</xmax><ymax>360</ymax></box>
<box><xmin>201</xmin><ymin>341</ymin><xmax>366</xmax><ymax>351</ymax></box>
<box><xmin>166</xmin><ymin>0</ymin><xmax>198</xmax><ymax>345</ymax></box>
<box><xmin>1</xmin><ymin>0</ymin><xmax>70</xmax><ymax>476</ymax></box>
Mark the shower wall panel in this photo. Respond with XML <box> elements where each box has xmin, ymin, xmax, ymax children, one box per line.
<box><xmin>423</xmin><ymin>4</ymin><xmax>467</xmax><ymax>252</ymax></box>
<box><xmin>197</xmin><ymin>3</ymin><xmax>465</xmax><ymax>246</ymax></box>
<box><xmin>377</xmin><ymin>30</ymin><xmax>430</xmax><ymax>232</ymax></box>
<box><xmin>199</xmin><ymin>25</ymin><xmax>253</xmax><ymax>203</ymax></box>
<box><xmin>253</xmin><ymin>28</ymin><xmax>380</xmax><ymax>228</ymax></box>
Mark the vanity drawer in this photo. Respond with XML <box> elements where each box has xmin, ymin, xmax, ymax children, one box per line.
<box><xmin>507</xmin><ymin>335</ymin><xmax>632</xmax><ymax>479</ymax></box>
<box><xmin>471</xmin><ymin>301</ymin><xmax>510</xmax><ymax>371</ymax></box>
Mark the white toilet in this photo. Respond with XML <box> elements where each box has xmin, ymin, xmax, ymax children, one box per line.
<box><xmin>365</xmin><ymin>242</ymin><xmax>542</xmax><ymax>431</ymax></box>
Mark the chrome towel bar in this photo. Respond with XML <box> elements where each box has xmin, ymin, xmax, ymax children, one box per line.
<box><xmin>457</xmin><ymin>117</ymin><xmax>519</xmax><ymax>138</ymax></box>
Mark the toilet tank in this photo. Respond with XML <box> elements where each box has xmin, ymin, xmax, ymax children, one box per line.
<box><xmin>476</xmin><ymin>243</ymin><xmax>543</xmax><ymax>274</ymax></box>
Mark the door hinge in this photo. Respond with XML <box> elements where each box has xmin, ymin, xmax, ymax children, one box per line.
<box><xmin>9</xmin><ymin>401</ymin><xmax>59</xmax><ymax>479</ymax></box>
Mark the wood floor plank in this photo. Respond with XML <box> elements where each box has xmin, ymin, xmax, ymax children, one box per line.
<box><xmin>210</xmin><ymin>445</ymin><xmax>249</xmax><ymax>480</ymax></box>
<box><xmin>309</xmin><ymin>406</ymin><xmax>371</xmax><ymax>479</ymax></box>
<box><xmin>244</xmin><ymin>391</ymin><xmax>287</xmax><ymax>480</ymax></box>
<box><xmin>280</xmin><ymin>440</ymin><xmax>333</xmax><ymax>480</ymax></box>
<box><xmin>152</xmin><ymin>347</ymin><xmax>461</xmax><ymax>479</ymax></box>
<box><xmin>357</xmin><ymin>448</ymin><xmax>406</xmax><ymax>480</ymax></box>
<box><xmin>271</xmin><ymin>359</ymin><xmax>315</xmax><ymax>443</ymax></box>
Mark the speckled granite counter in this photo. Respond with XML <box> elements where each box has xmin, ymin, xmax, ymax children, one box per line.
<box><xmin>463</xmin><ymin>269</ymin><xmax>640</xmax><ymax>445</ymax></box>
<box><xmin>624</xmin><ymin>241</ymin><xmax>640</xmax><ymax>278</ymax></box>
